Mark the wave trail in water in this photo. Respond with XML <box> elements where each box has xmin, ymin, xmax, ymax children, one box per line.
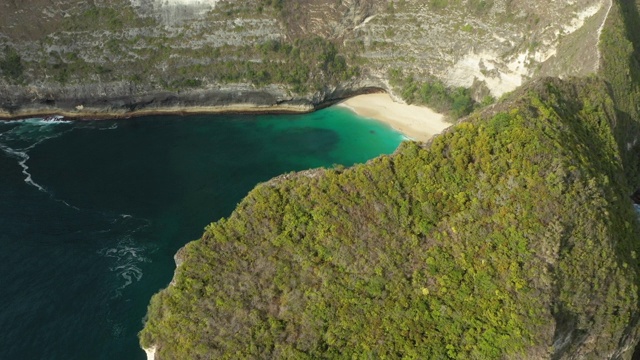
<box><xmin>0</xmin><ymin>142</ymin><xmax>48</xmax><ymax>192</ymax></box>
<box><xmin>98</xmin><ymin>215</ymin><xmax>153</xmax><ymax>297</ymax></box>
<box><xmin>99</xmin><ymin>236</ymin><xmax>149</xmax><ymax>296</ymax></box>
<box><xmin>99</xmin><ymin>124</ymin><xmax>118</xmax><ymax>131</ymax></box>
<box><xmin>0</xmin><ymin>118</ymin><xmax>74</xmax><ymax>198</ymax></box>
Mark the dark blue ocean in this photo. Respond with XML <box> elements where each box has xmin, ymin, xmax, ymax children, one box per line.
<box><xmin>0</xmin><ymin>108</ymin><xmax>404</xmax><ymax>359</ymax></box>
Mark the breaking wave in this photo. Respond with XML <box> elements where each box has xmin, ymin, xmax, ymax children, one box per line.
<box><xmin>3</xmin><ymin>116</ymin><xmax>71</xmax><ymax>125</ymax></box>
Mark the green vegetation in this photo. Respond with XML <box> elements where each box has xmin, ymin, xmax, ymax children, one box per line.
<box><xmin>162</xmin><ymin>37</ymin><xmax>359</xmax><ymax>93</ymax></box>
<box><xmin>1</xmin><ymin>0</ymin><xmax>638</xmax><ymax>356</ymax></box>
<box><xmin>42</xmin><ymin>11</ymin><xmax>358</xmax><ymax>94</ymax></box>
<box><xmin>468</xmin><ymin>0</ymin><xmax>494</xmax><ymax>15</ymax></box>
<box><xmin>247</xmin><ymin>37</ymin><xmax>358</xmax><ymax>91</ymax></box>
<box><xmin>258</xmin><ymin>0</ymin><xmax>285</xmax><ymax>13</ymax></box>
<box><xmin>430</xmin><ymin>0</ymin><xmax>449</xmax><ymax>10</ymax></box>
<box><xmin>137</xmin><ymin>8</ymin><xmax>640</xmax><ymax>358</ymax></box>
<box><xmin>0</xmin><ymin>46</ymin><xmax>24</xmax><ymax>83</ymax></box>
<box><xmin>389</xmin><ymin>69</ymin><xmax>480</xmax><ymax>119</ymax></box>
<box><xmin>61</xmin><ymin>2</ymin><xmax>155</xmax><ymax>32</ymax></box>
<box><xmin>139</xmin><ymin>77</ymin><xmax>640</xmax><ymax>358</ymax></box>
<box><xmin>598</xmin><ymin>0</ymin><xmax>640</xmax><ymax>186</ymax></box>
<box><xmin>44</xmin><ymin>50</ymin><xmax>109</xmax><ymax>85</ymax></box>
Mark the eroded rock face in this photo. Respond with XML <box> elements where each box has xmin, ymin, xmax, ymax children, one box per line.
<box><xmin>352</xmin><ymin>0</ymin><xmax>611</xmax><ymax>96</ymax></box>
<box><xmin>129</xmin><ymin>0</ymin><xmax>221</xmax><ymax>25</ymax></box>
<box><xmin>0</xmin><ymin>0</ymin><xmax>613</xmax><ymax>114</ymax></box>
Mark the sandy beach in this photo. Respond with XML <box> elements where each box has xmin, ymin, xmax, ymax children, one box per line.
<box><xmin>338</xmin><ymin>93</ymin><xmax>451</xmax><ymax>142</ymax></box>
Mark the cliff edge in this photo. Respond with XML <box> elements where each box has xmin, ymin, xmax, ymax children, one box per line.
<box><xmin>0</xmin><ymin>0</ymin><xmax>613</xmax><ymax>117</ymax></box>
<box><xmin>139</xmin><ymin>76</ymin><xmax>640</xmax><ymax>359</ymax></box>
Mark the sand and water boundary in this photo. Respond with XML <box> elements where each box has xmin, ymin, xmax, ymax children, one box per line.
<box><xmin>337</xmin><ymin>93</ymin><xmax>451</xmax><ymax>142</ymax></box>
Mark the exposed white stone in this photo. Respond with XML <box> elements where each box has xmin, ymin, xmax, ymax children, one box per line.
<box><xmin>533</xmin><ymin>47</ymin><xmax>557</xmax><ymax>63</ymax></box>
<box><xmin>562</xmin><ymin>3</ymin><xmax>602</xmax><ymax>35</ymax></box>
<box><xmin>161</xmin><ymin>0</ymin><xmax>219</xmax><ymax>5</ymax></box>
<box><xmin>129</xmin><ymin>0</ymin><xmax>220</xmax><ymax>24</ymax></box>
<box><xmin>354</xmin><ymin>15</ymin><xmax>377</xmax><ymax>31</ymax></box>
<box><xmin>445</xmin><ymin>51</ymin><xmax>527</xmax><ymax>97</ymax></box>
<box><xmin>144</xmin><ymin>346</ymin><xmax>156</xmax><ymax>360</ymax></box>
<box><xmin>442</xmin><ymin>0</ymin><xmax>610</xmax><ymax>97</ymax></box>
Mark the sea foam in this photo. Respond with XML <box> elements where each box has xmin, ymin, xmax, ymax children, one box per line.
<box><xmin>0</xmin><ymin>117</ymin><xmax>73</xmax><ymax>195</ymax></box>
<box><xmin>100</xmin><ymin>236</ymin><xmax>148</xmax><ymax>296</ymax></box>
<box><xmin>98</xmin><ymin>214</ymin><xmax>153</xmax><ymax>297</ymax></box>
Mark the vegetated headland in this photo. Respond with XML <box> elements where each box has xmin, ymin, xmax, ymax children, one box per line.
<box><xmin>3</xmin><ymin>0</ymin><xmax>640</xmax><ymax>358</ymax></box>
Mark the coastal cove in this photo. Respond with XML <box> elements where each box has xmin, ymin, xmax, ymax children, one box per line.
<box><xmin>0</xmin><ymin>89</ymin><xmax>452</xmax><ymax>144</ymax></box>
<box><xmin>3</xmin><ymin>0</ymin><xmax>640</xmax><ymax>356</ymax></box>
<box><xmin>0</xmin><ymin>106</ymin><xmax>410</xmax><ymax>359</ymax></box>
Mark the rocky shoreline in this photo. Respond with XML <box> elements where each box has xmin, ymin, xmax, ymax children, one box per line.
<box><xmin>0</xmin><ymin>81</ymin><xmax>387</xmax><ymax>120</ymax></box>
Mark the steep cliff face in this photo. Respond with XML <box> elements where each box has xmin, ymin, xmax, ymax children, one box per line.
<box><xmin>4</xmin><ymin>0</ymin><xmax>640</xmax><ymax>358</ymax></box>
<box><xmin>351</xmin><ymin>0</ymin><xmax>611</xmax><ymax>96</ymax></box>
<box><xmin>138</xmin><ymin>77</ymin><xmax>640</xmax><ymax>359</ymax></box>
<box><xmin>135</xmin><ymin>0</ymin><xmax>640</xmax><ymax>357</ymax></box>
<box><xmin>0</xmin><ymin>0</ymin><xmax>612</xmax><ymax>116</ymax></box>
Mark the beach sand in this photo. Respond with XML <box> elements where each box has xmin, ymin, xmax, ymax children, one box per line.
<box><xmin>338</xmin><ymin>93</ymin><xmax>451</xmax><ymax>142</ymax></box>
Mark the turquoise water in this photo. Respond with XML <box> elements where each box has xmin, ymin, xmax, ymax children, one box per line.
<box><xmin>0</xmin><ymin>107</ymin><xmax>404</xmax><ymax>359</ymax></box>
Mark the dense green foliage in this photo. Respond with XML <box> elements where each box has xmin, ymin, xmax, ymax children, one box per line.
<box><xmin>138</xmin><ymin>1</ymin><xmax>640</xmax><ymax>357</ymax></box>
<box><xmin>388</xmin><ymin>69</ymin><xmax>484</xmax><ymax>120</ymax></box>
<box><xmin>140</xmin><ymin>77</ymin><xmax>640</xmax><ymax>358</ymax></box>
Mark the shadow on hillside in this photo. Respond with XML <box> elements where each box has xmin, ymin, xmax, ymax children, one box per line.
<box><xmin>617</xmin><ymin>0</ymin><xmax>640</xmax><ymax>356</ymax></box>
<box><xmin>611</xmin><ymin>0</ymin><xmax>640</xmax><ymax>188</ymax></box>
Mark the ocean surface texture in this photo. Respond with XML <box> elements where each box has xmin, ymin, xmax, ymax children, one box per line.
<box><xmin>0</xmin><ymin>108</ymin><xmax>404</xmax><ymax>359</ymax></box>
